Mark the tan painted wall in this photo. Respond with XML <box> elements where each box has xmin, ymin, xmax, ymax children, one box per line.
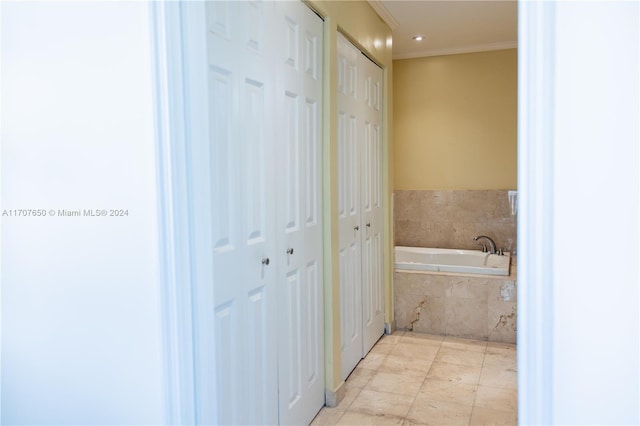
<box><xmin>305</xmin><ymin>0</ymin><xmax>393</xmax><ymax>399</ymax></box>
<box><xmin>394</xmin><ymin>49</ymin><xmax>517</xmax><ymax>190</ymax></box>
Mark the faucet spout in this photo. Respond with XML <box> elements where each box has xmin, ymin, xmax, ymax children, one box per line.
<box><xmin>473</xmin><ymin>235</ymin><xmax>497</xmax><ymax>254</ymax></box>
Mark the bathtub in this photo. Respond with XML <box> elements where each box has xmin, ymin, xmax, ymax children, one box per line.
<box><xmin>395</xmin><ymin>246</ymin><xmax>511</xmax><ymax>276</ymax></box>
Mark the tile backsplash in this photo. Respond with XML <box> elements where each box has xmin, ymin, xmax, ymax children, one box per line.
<box><xmin>394</xmin><ymin>190</ymin><xmax>517</xmax><ymax>254</ymax></box>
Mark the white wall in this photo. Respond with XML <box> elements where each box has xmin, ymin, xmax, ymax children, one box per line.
<box><xmin>519</xmin><ymin>1</ymin><xmax>639</xmax><ymax>424</ymax></box>
<box><xmin>1</xmin><ymin>2</ymin><xmax>166</xmax><ymax>424</ymax></box>
<box><xmin>552</xmin><ymin>2</ymin><xmax>639</xmax><ymax>423</ymax></box>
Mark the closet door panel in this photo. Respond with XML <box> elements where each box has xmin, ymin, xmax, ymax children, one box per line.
<box><xmin>337</xmin><ymin>33</ymin><xmax>365</xmax><ymax>380</ymax></box>
<box><xmin>338</xmin><ymin>34</ymin><xmax>385</xmax><ymax>379</ymax></box>
<box><xmin>361</xmin><ymin>56</ymin><xmax>385</xmax><ymax>354</ymax></box>
<box><xmin>276</xmin><ymin>2</ymin><xmax>325</xmax><ymax>424</ymax></box>
<box><xmin>196</xmin><ymin>2</ymin><xmax>279</xmax><ymax>425</ymax></box>
<box><xmin>188</xmin><ymin>2</ymin><xmax>323</xmax><ymax>425</ymax></box>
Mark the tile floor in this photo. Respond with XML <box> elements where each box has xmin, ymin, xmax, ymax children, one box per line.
<box><xmin>311</xmin><ymin>331</ymin><xmax>517</xmax><ymax>426</ymax></box>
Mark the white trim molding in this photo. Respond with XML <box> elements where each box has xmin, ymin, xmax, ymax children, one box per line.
<box><xmin>393</xmin><ymin>41</ymin><xmax>517</xmax><ymax>60</ymax></box>
<box><xmin>517</xmin><ymin>1</ymin><xmax>555</xmax><ymax>425</ymax></box>
<box><xmin>367</xmin><ymin>0</ymin><xmax>399</xmax><ymax>30</ymax></box>
<box><xmin>150</xmin><ymin>2</ymin><xmax>196</xmax><ymax>424</ymax></box>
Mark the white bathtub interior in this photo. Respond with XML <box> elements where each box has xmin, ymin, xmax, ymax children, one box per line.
<box><xmin>394</xmin><ymin>246</ymin><xmax>511</xmax><ymax>276</ymax></box>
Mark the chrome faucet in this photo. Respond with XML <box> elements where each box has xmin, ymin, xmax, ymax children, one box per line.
<box><xmin>473</xmin><ymin>235</ymin><xmax>497</xmax><ymax>254</ymax></box>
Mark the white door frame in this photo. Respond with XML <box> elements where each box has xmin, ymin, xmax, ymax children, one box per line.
<box><xmin>516</xmin><ymin>1</ymin><xmax>555</xmax><ymax>424</ymax></box>
<box><xmin>149</xmin><ymin>2</ymin><xmax>202</xmax><ymax>424</ymax></box>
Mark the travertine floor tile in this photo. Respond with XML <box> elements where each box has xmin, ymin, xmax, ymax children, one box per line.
<box><xmin>474</xmin><ymin>385</ymin><xmax>518</xmax><ymax>412</ymax></box>
<box><xmin>336</xmin><ymin>411</ymin><xmax>404</xmax><ymax>425</ymax></box>
<box><xmin>313</xmin><ymin>333</ymin><xmax>518</xmax><ymax>426</ymax></box>
<box><xmin>479</xmin><ymin>367</ymin><xmax>517</xmax><ymax>390</ymax></box>
<box><xmin>378</xmin><ymin>354</ymin><xmax>434</xmax><ymax>375</ymax></box>
<box><xmin>310</xmin><ymin>407</ymin><xmax>345</xmax><ymax>425</ymax></box>
<box><xmin>442</xmin><ymin>336</ymin><xmax>488</xmax><ymax>353</ymax></box>
<box><xmin>367</xmin><ymin>370</ymin><xmax>426</xmax><ymax>397</ymax></box>
<box><xmin>379</xmin><ymin>332</ymin><xmax>404</xmax><ymax>345</ymax></box>
<box><xmin>417</xmin><ymin>378</ymin><xmax>478</xmax><ymax>406</ymax></box>
<box><xmin>391</xmin><ymin>342</ymin><xmax>439</xmax><ymax>361</ymax></box>
<box><xmin>426</xmin><ymin>361</ymin><xmax>482</xmax><ymax>384</ymax></box>
<box><xmin>483</xmin><ymin>350</ymin><xmax>516</xmax><ymax>371</ymax></box>
<box><xmin>332</xmin><ymin>384</ymin><xmax>362</xmax><ymax>411</ymax></box>
<box><xmin>434</xmin><ymin>346</ymin><xmax>485</xmax><ymax>367</ymax></box>
<box><xmin>469</xmin><ymin>406</ymin><xmax>517</xmax><ymax>425</ymax></box>
<box><xmin>486</xmin><ymin>341</ymin><xmax>516</xmax><ymax>352</ymax></box>
<box><xmin>402</xmin><ymin>332</ymin><xmax>444</xmax><ymax>344</ymax></box>
<box><xmin>348</xmin><ymin>389</ymin><xmax>413</xmax><ymax>419</ymax></box>
<box><xmin>405</xmin><ymin>399</ymin><xmax>473</xmax><ymax>425</ymax></box>
<box><xmin>370</xmin><ymin>343</ymin><xmax>395</xmax><ymax>355</ymax></box>
<box><xmin>359</xmin><ymin>352</ymin><xmax>387</xmax><ymax>370</ymax></box>
<box><xmin>345</xmin><ymin>366</ymin><xmax>376</xmax><ymax>388</ymax></box>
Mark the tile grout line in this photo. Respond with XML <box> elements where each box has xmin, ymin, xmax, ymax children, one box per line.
<box><xmin>467</xmin><ymin>345</ymin><xmax>489</xmax><ymax>425</ymax></box>
<box><xmin>402</xmin><ymin>336</ymin><xmax>444</xmax><ymax>425</ymax></box>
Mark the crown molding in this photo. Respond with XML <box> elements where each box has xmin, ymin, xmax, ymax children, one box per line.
<box><xmin>367</xmin><ymin>0</ymin><xmax>399</xmax><ymax>30</ymax></box>
<box><xmin>393</xmin><ymin>40</ymin><xmax>517</xmax><ymax>60</ymax></box>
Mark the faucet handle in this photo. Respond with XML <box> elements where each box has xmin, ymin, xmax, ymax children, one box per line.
<box><xmin>477</xmin><ymin>243</ymin><xmax>488</xmax><ymax>253</ymax></box>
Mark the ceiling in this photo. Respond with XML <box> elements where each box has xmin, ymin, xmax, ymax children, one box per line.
<box><xmin>368</xmin><ymin>0</ymin><xmax>518</xmax><ymax>60</ymax></box>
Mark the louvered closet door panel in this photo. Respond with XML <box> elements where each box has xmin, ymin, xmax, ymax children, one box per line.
<box><xmin>201</xmin><ymin>2</ymin><xmax>278</xmax><ymax>425</ymax></box>
<box><xmin>275</xmin><ymin>2</ymin><xmax>324</xmax><ymax>424</ymax></box>
<box><xmin>361</xmin><ymin>55</ymin><xmax>385</xmax><ymax>355</ymax></box>
<box><xmin>337</xmin><ymin>32</ymin><xmax>364</xmax><ymax>380</ymax></box>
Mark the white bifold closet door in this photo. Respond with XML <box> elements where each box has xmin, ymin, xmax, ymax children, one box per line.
<box><xmin>185</xmin><ymin>2</ymin><xmax>324</xmax><ymax>425</ymax></box>
<box><xmin>275</xmin><ymin>2</ymin><xmax>325</xmax><ymax>425</ymax></box>
<box><xmin>337</xmin><ymin>33</ymin><xmax>385</xmax><ymax>380</ymax></box>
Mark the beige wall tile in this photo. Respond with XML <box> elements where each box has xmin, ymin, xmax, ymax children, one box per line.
<box><xmin>488</xmin><ymin>302</ymin><xmax>517</xmax><ymax>343</ymax></box>
<box><xmin>488</xmin><ymin>280</ymin><xmax>517</xmax><ymax>302</ymax></box>
<box><xmin>449</xmin><ymin>277</ymin><xmax>490</xmax><ymax>299</ymax></box>
<box><xmin>411</xmin><ymin>296</ymin><xmax>447</xmax><ymax>334</ymax></box>
<box><xmin>445</xmin><ymin>296</ymin><xmax>489</xmax><ymax>339</ymax></box>
<box><xmin>394</xmin><ymin>190</ymin><xmax>517</xmax><ymax>253</ymax></box>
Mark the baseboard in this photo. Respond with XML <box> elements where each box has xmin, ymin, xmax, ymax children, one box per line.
<box><xmin>385</xmin><ymin>321</ymin><xmax>396</xmax><ymax>334</ymax></box>
<box><xmin>324</xmin><ymin>381</ymin><xmax>346</xmax><ymax>408</ymax></box>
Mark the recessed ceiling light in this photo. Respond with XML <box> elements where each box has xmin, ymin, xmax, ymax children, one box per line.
<box><xmin>412</xmin><ymin>35</ymin><xmax>424</xmax><ymax>41</ymax></box>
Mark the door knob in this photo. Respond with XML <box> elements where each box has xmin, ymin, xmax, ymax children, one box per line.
<box><xmin>286</xmin><ymin>248</ymin><xmax>294</xmax><ymax>255</ymax></box>
<box><xmin>366</xmin><ymin>222</ymin><xmax>371</xmax><ymax>228</ymax></box>
<box><xmin>262</xmin><ymin>257</ymin><xmax>270</xmax><ymax>266</ymax></box>
<box><xmin>354</xmin><ymin>225</ymin><xmax>359</xmax><ymax>231</ymax></box>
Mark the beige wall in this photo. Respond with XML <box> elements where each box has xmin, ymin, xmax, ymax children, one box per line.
<box><xmin>394</xmin><ymin>49</ymin><xmax>517</xmax><ymax>190</ymax></box>
<box><xmin>306</xmin><ymin>0</ymin><xmax>393</xmax><ymax>401</ymax></box>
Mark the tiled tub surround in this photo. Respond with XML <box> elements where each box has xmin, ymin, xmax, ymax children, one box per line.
<box><xmin>395</xmin><ymin>260</ymin><xmax>517</xmax><ymax>343</ymax></box>
<box><xmin>394</xmin><ymin>190</ymin><xmax>517</xmax><ymax>254</ymax></box>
